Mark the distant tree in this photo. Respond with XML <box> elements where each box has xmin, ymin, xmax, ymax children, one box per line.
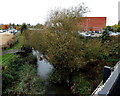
<box><xmin>35</xmin><ymin>23</ymin><xmax>44</xmax><ymax>29</ymax></box>
<box><xmin>106</xmin><ymin>26</ymin><xmax>113</xmax><ymax>31</ymax></box>
<box><xmin>117</xmin><ymin>26</ymin><xmax>120</xmax><ymax>32</ymax></box>
<box><xmin>118</xmin><ymin>20</ymin><xmax>120</xmax><ymax>25</ymax></box>
<box><xmin>27</xmin><ymin>23</ymin><xmax>31</xmax><ymax>26</ymax></box>
<box><xmin>17</xmin><ymin>24</ymin><xmax>20</xmax><ymax>26</ymax></box>
<box><xmin>101</xmin><ymin>28</ymin><xmax>109</xmax><ymax>43</ymax></box>
<box><xmin>16</xmin><ymin>26</ymin><xmax>20</xmax><ymax>30</ymax></box>
<box><xmin>21</xmin><ymin>23</ymin><xmax>27</xmax><ymax>33</ymax></box>
<box><xmin>2</xmin><ymin>25</ymin><xmax>8</xmax><ymax>30</ymax></box>
<box><xmin>112</xmin><ymin>24</ymin><xmax>119</xmax><ymax>32</ymax></box>
<box><xmin>27</xmin><ymin>23</ymin><xmax>31</xmax><ymax>28</ymax></box>
<box><xmin>12</xmin><ymin>23</ymin><xmax>16</xmax><ymax>29</ymax></box>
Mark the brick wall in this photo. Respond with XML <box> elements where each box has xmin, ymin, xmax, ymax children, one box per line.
<box><xmin>79</xmin><ymin>17</ymin><xmax>106</xmax><ymax>31</ymax></box>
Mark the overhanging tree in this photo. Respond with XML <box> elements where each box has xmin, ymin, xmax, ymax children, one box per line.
<box><xmin>44</xmin><ymin>3</ymin><xmax>89</xmax><ymax>71</ymax></box>
<box><xmin>24</xmin><ymin>3</ymin><xmax>114</xmax><ymax>83</ymax></box>
<box><xmin>25</xmin><ymin>3</ymin><xmax>89</xmax><ymax>72</ymax></box>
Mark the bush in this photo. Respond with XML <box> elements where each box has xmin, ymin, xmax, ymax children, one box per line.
<box><xmin>24</xmin><ymin>3</ymin><xmax>89</xmax><ymax>73</ymax></box>
<box><xmin>101</xmin><ymin>28</ymin><xmax>110</xmax><ymax>42</ymax></box>
<box><xmin>49</xmin><ymin>69</ymin><xmax>62</xmax><ymax>84</ymax></box>
<box><xmin>2</xmin><ymin>54</ymin><xmax>45</xmax><ymax>95</ymax></box>
<box><xmin>72</xmin><ymin>74</ymin><xmax>92</xmax><ymax>96</ymax></box>
<box><xmin>117</xmin><ymin>26</ymin><xmax>120</xmax><ymax>32</ymax></box>
<box><xmin>6</xmin><ymin>64</ymin><xmax>45</xmax><ymax>94</ymax></box>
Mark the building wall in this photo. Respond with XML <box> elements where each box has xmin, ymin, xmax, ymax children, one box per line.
<box><xmin>79</xmin><ymin>17</ymin><xmax>106</xmax><ymax>31</ymax></box>
<box><xmin>118</xmin><ymin>2</ymin><xmax>120</xmax><ymax>22</ymax></box>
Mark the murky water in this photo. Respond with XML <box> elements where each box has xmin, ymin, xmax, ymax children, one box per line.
<box><xmin>32</xmin><ymin>49</ymin><xmax>53</xmax><ymax>80</ymax></box>
<box><xmin>32</xmin><ymin>49</ymin><xmax>71</xmax><ymax>95</ymax></box>
<box><xmin>37</xmin><ymin>59</ymin><xmax>53</xmax><ymax>79</ymax></box>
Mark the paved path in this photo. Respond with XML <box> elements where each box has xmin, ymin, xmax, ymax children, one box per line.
<box><xmin>0</xmin><ymin>49</ymin><xmax>25</xmax><ymax>55</ymax></box>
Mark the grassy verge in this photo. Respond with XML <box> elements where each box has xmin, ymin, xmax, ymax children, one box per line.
<box><xmin>1</xmin><ymin>53</ymin><xmax>17</xmax><ymax>67</ymax></box>
<box><xmin>7</xmin><ymin>32</ymin><xmax>24</xmax><ymax>50</ymax></box>
<box><xmin>2</xmin><ymin>53</ymin><xmax>45</xmax><ymax>95</ymax></box>
<box><xmin>1</xmin><ymin>32</ymin><xmax>24</xmax><ymax>66</ymax></box>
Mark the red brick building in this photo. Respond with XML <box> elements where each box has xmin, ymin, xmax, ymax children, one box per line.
<box><xmin>79</xmin><ymin>17</ymin><xmax>106</xmax><ymax>31</ymax></box>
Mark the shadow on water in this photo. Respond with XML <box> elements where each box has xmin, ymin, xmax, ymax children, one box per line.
<box><xmin>32</xmin><ymin>49</ymin><xmax>72</xmax><ymax>96</ymax></box>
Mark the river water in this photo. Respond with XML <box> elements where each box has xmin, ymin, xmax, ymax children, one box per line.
<box><xmin>32</xmin><ymin>49</ymin><xmax>71</xmax><ymax>95</ymax></box>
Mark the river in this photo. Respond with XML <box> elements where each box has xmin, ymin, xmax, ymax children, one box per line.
<box><xmin>32</xmin><ymin>49</ymin><xmax>72</xmax><ymax>95</ymax></box>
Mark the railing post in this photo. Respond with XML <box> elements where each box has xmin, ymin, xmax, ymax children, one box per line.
<box><xmin>103</xmin><ymin>66</ymin><xmax>111</xmax><ymax>84</ymax></box>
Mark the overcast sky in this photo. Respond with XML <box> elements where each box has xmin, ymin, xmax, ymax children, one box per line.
<box><xmin>0</xmin><ymin>0</ymin><xmax>119</xmax><ymax>25</ymax></box>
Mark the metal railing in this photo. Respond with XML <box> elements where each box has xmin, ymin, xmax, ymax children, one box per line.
<box><xmin>91</xmin><ymin>61</ymin><xmax>120</xmax><ymax>96</ymax></box>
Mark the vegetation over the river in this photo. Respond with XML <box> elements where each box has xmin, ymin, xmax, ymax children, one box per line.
<box><xmin>23</xmin><ymin>3</ymin><xmax>120</xmax><ymax>95</ymax></box>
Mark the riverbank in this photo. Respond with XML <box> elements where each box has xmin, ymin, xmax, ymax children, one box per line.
<box><xmin>1</xmin><ymin>32</ymin><xmax>24</xmax><ymax>67</ymax></box>
<box><xmin>2</xmin><ymin>53</ymin><xmax>45</xmax><ymax>95</ymax></box>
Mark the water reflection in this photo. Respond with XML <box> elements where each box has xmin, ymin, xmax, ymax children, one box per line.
<box><xmin>32</xmin><ymin>49</ymin><xmax>71</xmax><ymax>95</ymax></box>
<box><xmin>37</xmin><ymin>59</ymin><xmax>53</xmax><ymax>80</ymax></box>
<box><xmin>32</xmin><ymin>49</ymin><xmax>53</xmax><ymax>80</ymax></box>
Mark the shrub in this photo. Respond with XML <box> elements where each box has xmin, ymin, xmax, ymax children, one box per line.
<box><xmin>72</xmin><ymin>74</ymin><xmax>92</xmax><ymax>96</ymax></box>
<box><xmin>2</xmin><ymin>54</ymin><xmax>45</xmax><ymax>95</ymax></box>
<box><xmin>101</xmin><ymin>28</ymin><xmax>110</xmax><ymax>43</ymax></box>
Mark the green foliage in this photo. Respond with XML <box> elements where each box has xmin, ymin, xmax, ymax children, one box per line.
<box><xmin>7</xmin><ymin>33</ymin><xmax>24</xmax><ymax>50</ymax></box>
<box><xmin>84</xmin><ymin>39</ymin><xmax>104</xmax><ymax>61</ymax></box>
<box><xmin>1</xmin><ymin>53</ymin><xmax>17</xmax><ymax>66</ymax></box>
<box><xmin>23</xmin><ymin>4</ymin><xmax>120</xmax><ymax>95</ymax></box>
<box><xmin>2</xmin><ymin>54</ymin><xmax>45</xmax><ymax>95</ymax></box>
<box><xmin>112</xmin><ymin>24</ymin><xmax>119</xmax><ymax>32</ymax></box>
<box><xmin>35</xmin><ymin>23</ymin><xmax>44</xmax><ymax>29</ymax></box>
<box><xmin>1</xmin><ymin>33</ymin><xmax>24</xmax><ymax>66</ymax></box>
<box><xmin>106</xmin><ymin>26</ymin><xmax>113</xmax><ymax>31</ymax></box>
<box><xmin>117</xmin><ymin>26</ymin><xmax>120</xmax><ymax>32</ymax></box>
<box><xmin>72</xmin><ymin>74</ymin><xmax>92</xmax><ymax>96</ymax></box>
<box><xmin>101</xmin><ymin>28</ymin><xmax>110</xmax><ymax>42</ymax></box>
<box><xmin>118</xmin><ymin>20</ymin><xmax>120</xmax><ymax>26</ymax></box>
<box><xmin>21</xmin><ymin>23</ymin><xmax>27</xmax><ymax>33</ymax></box>
<box><xmin>108</xmin><ymin>36</ymin><xmax>120</xmax><ymax>59</ymax></box>
<box><xmin>7</xmin><ymin>64</ymin><xmax>45</xmax><ymax>94</ymax></box>
<box><xmin>22</xmin><ymin>6</ymin><xmax>120</xmax><ymax>96</ymax></box>
<box><xmin>24</xmin><ymin>3</ymin><xmax>89</xmax><ymax>71</ymax></box>
<box><xmin>49</xmin><ymin>69</ymin><xmax>62</xmax><ymax>83</ymax></box>
<box><xmin>107</xmin><ymin>58</ymin><xmax>119</xmax><ymax>62</ymax></box>
<box><xmin>106</xmin><ymin>24</ymin><xmax>120</xmax><ymax>32</ymax></box>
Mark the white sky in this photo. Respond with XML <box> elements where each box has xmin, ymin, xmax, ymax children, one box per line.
<box><xmin>0</xmin><ymin>0</ymin><xmax>119</xmax><ymax>25</ymax></box>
